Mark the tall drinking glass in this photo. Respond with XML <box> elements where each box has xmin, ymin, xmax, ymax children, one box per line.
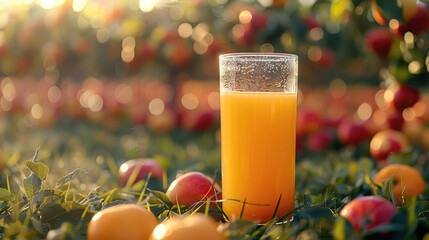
<box><xmin>219</xmin><ymin>53</ymin><xmax>298</xmax><ymax>223</ymax></box>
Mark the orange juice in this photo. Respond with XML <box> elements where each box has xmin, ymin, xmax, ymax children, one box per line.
<box><xmin>221</xmin><ymin>91</ymin><xmax>297</xmax><ymax>223</ymax></box>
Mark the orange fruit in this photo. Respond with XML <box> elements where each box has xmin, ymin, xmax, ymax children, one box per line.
<box><xmin>149</xmin><ymin>213</ymin><xmax>224</xmax><ymax>240</ymax></box>
<box><xmin>271</xmin><ymin>0</ymin><xmax>288</xmax><ymax>8</ymax></box>
<box><xmin>87</xmin><ymin>204</ymin><xmax>158</xmax><ymax>240</ymax></box>
<box><xmin>402</xmin><ymin>0</ymin><xmax>418</xmax><ymax>21</ymax></box>
<box><xmin>373</xmin><ymin>164</ymin><xmax>426</xmax><ymax>202</ymax></box>
<box><xmin>371</xmin><ymin>0</ymin><xmax>387</xmax><ymax>25</ymax></box>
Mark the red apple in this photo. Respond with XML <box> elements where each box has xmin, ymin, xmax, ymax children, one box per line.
<box><xmin>369</xmin><ymin>129</ymin><xmax>409</xmax><ymax>163</ymax></box>
<box><xmin>365</xmin><ymin>28</ymin><xmax>393</xmax><ymax>57</ymax></box>
<box><xmin>396</xmin><ymin>4</ymin><xmax>429</xmax><ymax>37</ymax></box>
<box><xmin>340</xmin><ymin>196</ymin><xmax>398</xmax><ymax>232</ymax></box>
<box><xmin>303</xmin><ymin>16</ymin><xmax>319</xmax><ymax>29</ymax></box>
<box><xmin>139</xmin><ymin>42</ymin><xmax>157</xmax><ymax>62</ymax></box>
<box><xmin>306</xmin><ymin>128</ymin><xmax>334</xmax><ymax>152</ymax></box>
<box><xmin>118</xmin><ymin>158</ymin><xmax>164</xmax><ymax>188</ymax></box>
<box><xmin>316</xmin><ymin>49</ymin><xmax>335</xmax><ymax>69</ymax></box>
<box><xmin>207</xmin><ymin>39</ymin><xmax>223</xmax><ymax>57</ymax></box>
<box><xmin>191</xmin><ymin>112</ymin><xmax>217</xmax><ymax>132</ymax></box>
<box><xmin>235</xmin><ymin>25</ymin><xmax>256</xmax><ymax>47</ymax></box>
<box><xmin>166</xmin><ymin>172</ymin><xmax>221</xmax><ymax>208</ymax></box>
<box><xmin>338</xmin><ymin>120</ymin><xmax>369</xmax><ymax>145</ymax></box>
<box><xmin>386</xmin><ymin>111</ymin><xmax>404</xmax><ymax>130</ymax></box>
<box><xmin>388</xmin><ymin>85</ymin><xmax>420</xmax><ymax>112</ymax></box>
<box><xmin>296</xmin><ymin>110</ymin><xmax>323</xmax><ymax>135</ymax></box>
<box><xmin>250</xmin><ymin>11</ymin><xmax>267</xmax><ymax>30</ymax></box>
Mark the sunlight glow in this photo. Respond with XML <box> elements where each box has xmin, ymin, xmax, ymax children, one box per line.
<box><xmin>152</xmin><ymin>224</ymin><xmax>167</xmax><ymax>239</ymax></box>
<box><xmin>239</xmin><ymin>10</ymin><xmax>252</xmax><ymax>24</ymax></box>
<box><xmin>119</xmin><ymin>164</ymin><xmax>129</xmax><ymax>173</ymax></box>
<box><xmin>39</xmin><ymin>0</ymin><xmax>63</xmax><ymax>9</ymax></box>
<box><xmin>73</xmin><ymin>0</ymin><xmax>87</xmax><ymax>12</ymax></box>
<box><xmin>140</xmin><ymin>0</ymin><xmax>156</xmax><ymax>12</ymax></box>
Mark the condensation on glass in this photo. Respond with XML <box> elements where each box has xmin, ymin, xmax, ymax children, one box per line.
<box><xmin>219</xmin><ymin>53</ymin><xmax>298</xmax><ymax>93</ymax></box>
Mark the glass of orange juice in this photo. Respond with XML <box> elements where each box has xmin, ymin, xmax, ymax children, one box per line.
<box><xmin>219</xmin><ymin>53</ymin><xmax>298</xmax><ymax>223</ymax></box>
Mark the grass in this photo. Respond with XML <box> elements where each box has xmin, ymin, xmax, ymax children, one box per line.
<box><xmin>0</xmin><ymin>117</ymin><xmax>428</xmax><ymax>239</ymax></box>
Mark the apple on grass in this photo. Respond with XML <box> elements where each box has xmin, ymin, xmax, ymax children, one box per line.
<box><xmin>166</xmin><ymin>172</ymin><xmax>221</xmax><ymax>209</ymax></box>
<box><xmin>369</xmin><ymin>129</ymin><xmax>409</xmax><ymax>164</ymax></box>
<box><xmin>118</xmin><ymin>158</ymin><xmax>164</xmax><ymax>188</ymax></box>
<box><xmin>340</xmin><ymin>196</ymin><xmax>398</xmax><ymax>233</ymax></box>
<box><xmin>386</xmin><ymin>111</ymin><xmax>404</xmax><ymax>131</ymax></box>
<box><xmin>385</xmin><ymin>84</ymin><xmax>420</xmax><ymax>112</ymax></box>
<box><xmin>296</xmin><ymin>110</ymin><xmax>322</xmax><ymax>135</ymax></box>
<box><xmin>306</xmin><ymin>128</ymin><xmax>334</xmax><ymax>152</ymax></box>
<box><xmin>395</xmin><ymin>4</ymin><xmax>429</xmax><ymax>37</ymax></box>
<box><xmin>338</xmin><ymin>120</ymin><xmax>369</xmax><ymax>146</ymax></box>
<box><xmin>365</xmin><ymin>28</ymin><xmax>393</xmax><ymax>57</ymax></box>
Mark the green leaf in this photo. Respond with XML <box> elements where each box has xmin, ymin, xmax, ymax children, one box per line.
<box><xmin>30</xmin><ymin>217</ymin><xmax>50</xmax><ymax>236</ymax></box>
<box><xmin>381</xmin><ymin>175</ymin><xmax>398</xmax><ymax>205</ymax></box>
<box><xmin>40</xmin><ymin>203</ymin><xmax>67</xmax><ymax>226</ymax></box>
<box><xmin>0</xmin><ymin>188</ymin><xmax>14</xmax><ymax>201</ymax></box>
<box><xmin>226</xmin><ymin>219</ymin><xmax>257</xmax><ymax>236</ymax></box>
<box><xmin>24</xmin><ymin>161</ymin><xmax>49</xmax><ymax>181</ymax></box>
<box><xmin>149</xmin><ymin>190</ymin><xmax>174</xmax><ymax>208</ymax></box>
<box><xmin>364</xmin><ymin>223</ymin><xmax>407</xmax><ymax>235</ymax></box>
<box><xmin>387</xmin><ymin>151</ymin><xmax>415</xmax><ymax>165</ymax></box>
<box><xmin>55</xmin><ymin>168</ymin><xmax>88</xmax><ymax>188</ymax></box>
<box><xmin>23</xmin><ymin>174</ymin><xmax>42</xmax><ymax>196</ymax></box>
<box><xmin>406</xmin><ymin>196</ymin><xmax>418</xmax><ymax>238</ymax></box>
<box><xmin>331</xmin><ymin>0</ymin><xmax>351</xmax><ymax>21</ymax></box>
<box><xmin>295</xmin><ymin>208</ymin><xmax>335</xmax><ymax>221</ymax></box>
<box><xmin>102</xmin><ymin>200</ymin><xmax>128</xmax><ymax>210</ymax></box>
<box><xmin>375</xmin><ymin>0</ymin><xmax>404</xmax><ymax>23</ymax></box>
<box><xmin>32</xmin><ymin>189</ymin><xmax>65</xmax><ymax>205</ymax></box>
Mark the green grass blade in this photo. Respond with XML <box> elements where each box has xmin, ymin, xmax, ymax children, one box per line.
<box><xmin>204</xmin><ymin>198</ymin><xmax>210</xmax><ymax>216</ymax></box>
<box><xmin>240</xmin><ymin>198</ymin><xmax>246</xmax><ymax>219</ymax></box>
<box><xmin>271</xmin><ymin>194</ymin><xmax>282</xmax><ymax>219</ymax></box>
<box><xmin>137</xmin><ymin>172</ymin><xmax>151</xmax><ymax>204</ymax></box>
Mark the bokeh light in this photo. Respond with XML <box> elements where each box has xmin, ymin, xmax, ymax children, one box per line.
<box><xmin>139</xmin><ymin>0</ymin><xmax>156</xmax><ymax>12</ymax></box>
<box><xmin>149</xmin><ymin>98</ymin><xmax>165</xmax><ymax>115</ymax></box>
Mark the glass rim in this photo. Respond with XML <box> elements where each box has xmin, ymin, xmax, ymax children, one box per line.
<box><xmin>220</xmin><ymin>52</ymin><xmax>298</xmax><ymax>60</ymax></box>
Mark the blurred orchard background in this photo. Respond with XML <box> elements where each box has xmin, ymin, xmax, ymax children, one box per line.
<box><xmin>0</xmin><ymin>0</ymin><xmax>428</xmax><ymax>181</ymax></box>
<box><xmin>0</xmin><ymin>0</ymin><xmax>429</xmax><ymax>239</ymax></box>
